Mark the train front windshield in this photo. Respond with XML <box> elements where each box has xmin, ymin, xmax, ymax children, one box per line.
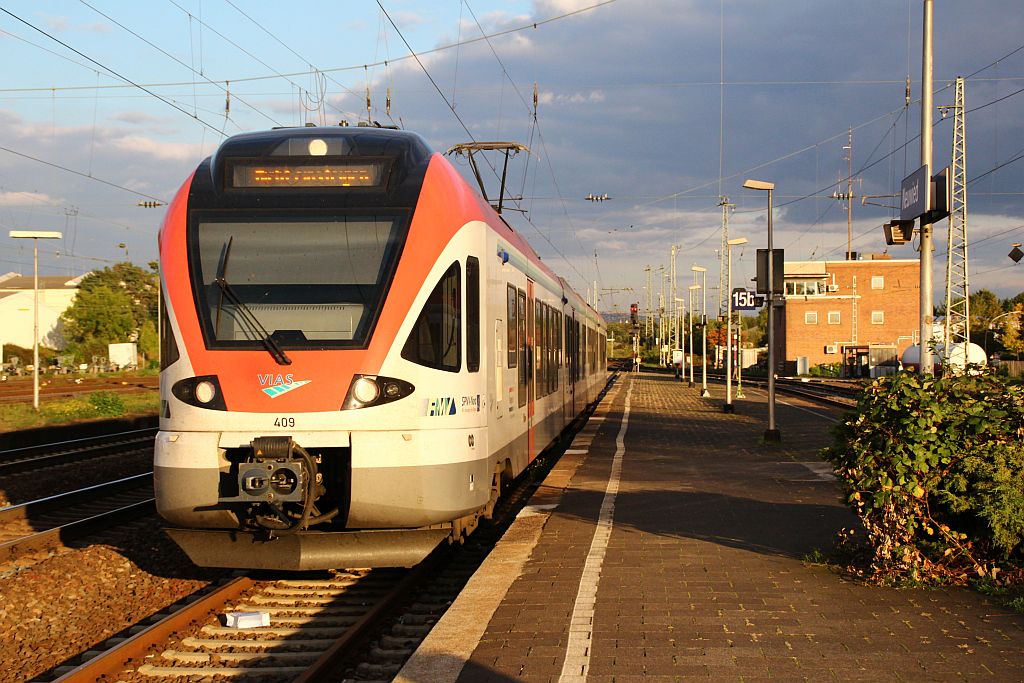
<box><xmin>192</xmin><ymin>214</ymin><xmax>406</xmax><ymax>348</ymax></box>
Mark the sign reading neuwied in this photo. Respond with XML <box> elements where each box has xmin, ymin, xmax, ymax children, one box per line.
<box><xmin>900</xmin><ymin>165</ymin><xmax>929</xmax><ymax>221</ymax></box>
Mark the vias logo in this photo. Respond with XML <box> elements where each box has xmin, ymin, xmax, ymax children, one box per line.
<box><xmin>258</xmin><ymin>373</ymin><xmax>311</xmax><ymax>398</ymax></box>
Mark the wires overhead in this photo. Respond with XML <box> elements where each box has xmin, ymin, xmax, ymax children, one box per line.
<box><xmin>0</xmin><ymin>7</ymin><xmax>229</xmax><ymax>136</ymax></box>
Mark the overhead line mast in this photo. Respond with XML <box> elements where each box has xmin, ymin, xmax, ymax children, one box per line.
<box><xmin>831</xmin><ymin>127</ymin><xmax>858</xmax><ymax>260</ymax></box>
<box><xmin>717</xmin><ymin>197</ymin><xmax>734</xmax><ymax>319</ymax></box>
<box><xmin>942</xmin><ymin>76</ymin><xmax>969</xmax><ymax>365</ymax></box>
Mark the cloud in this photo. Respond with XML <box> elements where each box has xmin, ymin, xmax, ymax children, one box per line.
<box><xmin>108</xmin><ymin>136</ymin><xmax>205</xmax><ymax>163</ymax></box>
<box><xmin>538</xmin><ymin>89</ymin><xmax>606</xmax><ymax>106</ymax></box>
<box><xmin>110</xmin><ymin>112</ymin><xmax>164</xmax><ymax>126</ymax></box>
<box><xmin>0</xmin><ymin>191</ymin><xmax>62</xmax><ymax>206</ymax></box>
<box><xmin>38</xmin><ymin>14</ymin><xmax>110</xmax><ymax>34</ymax></box>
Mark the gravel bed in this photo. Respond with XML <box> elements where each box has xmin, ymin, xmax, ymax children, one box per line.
<box><xmin>0</xmin><ymin>517</ymin><xmax>223</xmax><ymax>683</ymax></box>
<box><xmin>0</xmin><ymin>450</ymin><xmax>153</xmax><ymax>508</ymax></box>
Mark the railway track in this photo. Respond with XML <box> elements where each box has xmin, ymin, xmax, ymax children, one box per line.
<box><xmin>0</xmin><ymin>473</ymin><xmax>154</xmax><ymax>563</ymax></box>
<box><xmin>0</xmin><ymin>428</ymin><xmax>156</xmax><ymax>476</ymax></box>
<box><xmin>39</xmin><ymin>377</ymin><xmax>616</xmax><ymax>682</ymax></box>
<box><xmin>44</xmin><ymin>567</ymin><xmax>430</xmax><ymax>682</ymax></box>
<box><xmin>700</xmin><ymin>370</ymin><xmax>862</xmax><ymax>408</ymax></box>
<box><xmin>0</xmin><ymin>375</ymin><xmax>159</xmax><ymax>401</ymax></box>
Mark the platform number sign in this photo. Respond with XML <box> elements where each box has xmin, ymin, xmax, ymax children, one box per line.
<box><xmin>731</xmin><ymin>288</ymin><xmax>764</xmax><ymax>311</ymax></box>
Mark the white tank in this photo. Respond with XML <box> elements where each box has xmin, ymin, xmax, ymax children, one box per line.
<box><xmin>901</xmin><ymin>343</ymin><xmax>987</xmax><ymax>373</ymax></box>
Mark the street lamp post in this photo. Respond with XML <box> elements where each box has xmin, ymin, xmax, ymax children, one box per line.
<box><xmin>692</xmin><ymin>266</ymin><xmax>709</xmax><ymax>396</ymax></box>
<box><xmin>9</xmin><ymin>230</ymin><xmax>62</xmax><ymax>411</ymax></box>
<box><xmin>742</xmin><ymin>179</ymin><xmax>781</xmax><ymax>442</ymax></box>
<box><xmin>724</xmin><ymin>237</ymin><xmax>747</xmax><ymax>413</ymax></box>
<box><xmin>688</xmin><ymin>283</ymin><xmax>699</xmax><ymax>387</ymax></box>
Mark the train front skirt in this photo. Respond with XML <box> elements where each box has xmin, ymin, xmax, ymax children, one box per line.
<box><xmin>166</xmin><ymin>527</ymin><xmax>452</xmax><ymax>570</ymax></box>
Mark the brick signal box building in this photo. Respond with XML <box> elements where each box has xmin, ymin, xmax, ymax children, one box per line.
<box><xmin>781</xmin><ymin>256</ymin><xmax>920</xmax><ymax>376</ymax></box>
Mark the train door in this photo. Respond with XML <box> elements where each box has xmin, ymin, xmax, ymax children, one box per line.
<box><xmin>526</xmin><ymin>281</ymin><xmax>536</xmax><ymax>460</ymax></box>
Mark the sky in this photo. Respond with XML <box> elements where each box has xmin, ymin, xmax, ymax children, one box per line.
<box><xmin>1</xmin><ymin>0</ymin><xmax>1023</xmax><ymax>315</ymax></box>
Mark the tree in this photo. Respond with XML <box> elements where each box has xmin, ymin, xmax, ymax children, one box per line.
<box><xmin>1003</xmin><ymin>291</ymin><xmax>1024</xmax><ymax>310</ymax></box>
<box><xmin>62</xmin><ymin>262</ymin><xmax>159</xmax><ymax>364</ymax></box>
<box><xmin>969</xmin><ymin>289</ymin><xmax>1004</xmax><ymax>333</ymax></box>
<box><xmin>1000</xmin><ymin>304</ymin><xmax>1024</xmax><ymax>361</ymax></box>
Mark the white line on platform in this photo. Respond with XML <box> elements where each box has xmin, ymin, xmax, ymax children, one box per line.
<box><xmin>557</xmin><ymin>378</ymin><xmax>633</xmax><ymax>683</ymax></box>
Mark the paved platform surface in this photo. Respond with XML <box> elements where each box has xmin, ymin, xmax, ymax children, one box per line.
<box><xmin>397</xmin><ymin>372</ymin><xmax>1024</xmax><ymax>682</ymax></box>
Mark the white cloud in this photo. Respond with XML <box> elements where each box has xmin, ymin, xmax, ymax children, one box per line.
<box><xmin>110</xmin><ymin>112</ymin><xmax>164</xmax><ymax>126</ymax></box>
<box><xmin>109</xmin><ymin>136</ymin><xmax>204</xmax><ymax>163</ymax></box>
<box><xmin>538</xmin><ymin>89</ymin><xmax>606</xmax><ymax>105</ymax></box>
<box><xmin>0</xmin><ymin>191</ymin><xmax>61</xmax><ymax>206</ymax></box>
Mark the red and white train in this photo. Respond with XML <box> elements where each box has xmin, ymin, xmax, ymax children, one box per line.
<box><xmin>155</xmin><ymin>126</ymin><xmax>607</xmax><ymax>570</ymax></box>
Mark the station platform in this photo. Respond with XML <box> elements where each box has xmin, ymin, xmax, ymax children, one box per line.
<box><xmin>397</xmin><ymin>371</ymin><xmax>1024</xmax><ymax>682</ymax></box>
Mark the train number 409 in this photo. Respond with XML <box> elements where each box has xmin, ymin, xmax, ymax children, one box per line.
<box><xmin>274</xmin><ymin>416</ymin><xmax>296</xmax><ymax>428</ymax></box>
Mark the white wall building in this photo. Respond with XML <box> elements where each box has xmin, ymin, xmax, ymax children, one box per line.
<box><xmin>0</xmin><ymin>272</ymin><xmax>84</xmax><ymax>352</ymax></box>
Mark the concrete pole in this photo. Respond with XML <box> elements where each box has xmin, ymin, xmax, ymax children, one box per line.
<box><xmin>688</xmin><ymin>284</ymin><xmax>696</xmax><ymax>386</ymax></box>
<box><xmin>32</xmin><ymin>238</ymin><xmax>40</xmax><ymax>411</ymax></box>
<box><xmin>700</xmin><ymin>269</ymin><xmax>709</xmax><ymax>396</ymax></box>
<box><xmin>919</xmin><ymin>0</ymin><xmax>935</xmax><ymax>375</ymax></box>
<box><xmin>725</xmin><ymin>249</ymin><xmax>734</xmax><ymax>412</ymax></box>
<box><xmin>765</xmin><ymin>187</ymin><xmax>779</xmax><ymax>440</ymax></box>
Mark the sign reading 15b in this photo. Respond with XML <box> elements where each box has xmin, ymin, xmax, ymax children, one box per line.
<box><xmin>731</xmin><ymin>288</ymin><xmax>764</xmax><ymax>311</ymax></box>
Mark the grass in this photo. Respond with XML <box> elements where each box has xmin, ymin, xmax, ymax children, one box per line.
<box><xmin>972</xmin><ymin>577</ymin><xmax>1024</xmax><ymax>616</ymax></box>
<box><xmin>0</xmin><ymin>391</ymin><xmax>159</xmax><ymax>432</ymax></box>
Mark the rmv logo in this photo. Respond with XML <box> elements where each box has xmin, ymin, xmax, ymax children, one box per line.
<box><xmin>427</xmin><ymin>397</ymin><xmax>458</xmax><ymax>416</ymax></box>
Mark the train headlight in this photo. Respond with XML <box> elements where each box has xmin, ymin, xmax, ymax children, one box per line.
<box><xmin>194</xmin><ymin>380</ymin><xmax>217</xmax><ymax>404</ymax></box>
<box><xmin>342</xmin><ymin>374</ymin><xmax>415</xmax><ymax>410</ymax></box>
<box><xmin>171</xmin><ymin>375</ymin><xmax>227</xmax><ymax>411</ymax></box>
<box><xmin>352</xmin><ymin>376</ymin><xmax>380</xmax><ymax>405</ymax></box>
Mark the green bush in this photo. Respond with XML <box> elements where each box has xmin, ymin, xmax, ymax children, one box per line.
<box><xmin>822</xmin><ymin>370</ymin><xmax>1024</xmax><ymax>584</ymax></box>
<box><xmin>88</xmin><ymin>391</ymin><xmax>126</xmax><ymax>417</ymax></box>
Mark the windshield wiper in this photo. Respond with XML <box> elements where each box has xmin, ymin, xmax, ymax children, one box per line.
<box><xmin>213</xmin><ymin>236</ymin><xmax>292</xmax><ymax>366</ymax></box>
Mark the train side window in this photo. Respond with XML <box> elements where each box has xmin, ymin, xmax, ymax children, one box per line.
<box><xmin>466</xmin><ymin>256</ymin><xmax>480</xmax><ymax>372</ymax></box>
<box><xmin>401</xmin><ymin>261</ymin><xmax>461</xmax><ymax>372</ymax></box>
<box><xmin>159</xmin><ymin>291</ymin><xmax>180</xmax><ymax>371</ymax></box>
<box><xmin>506</xmin><ymin>285</ymin><xmax>518</xmax><ymax>369</ymax></box>
<box><xmin>545</xmin><ymin>305</ymin><xmax>554</xmax><ymax>394</ymax></box>
<box><xmin>549</xmin><ymin>308</ymin><xmax>557</xmax><ymax>392</ymax></box>
<box><xmin>535</xmin><ymin>300</ymin><xmax>545</xmax><ymax>396</ymax></box>
<box><xmin>517</xmin><ymin>289</ymin><xmax>527</xmax><ymax>408</ymax></box>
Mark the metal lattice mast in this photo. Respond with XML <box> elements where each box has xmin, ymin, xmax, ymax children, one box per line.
<box><xmin>717</xmin><ymin>197</ymin><xmax>733</xmax><ymax>317</ymax></box>
<box><xmin>644</xmin><ymin>266</ymin><xmax>653</xmax><ymax>337</ymax></box>
<box><xmin>944</xmin><ymin>76</ymin><xmax>969</xmax><ymax>360</ymax></box>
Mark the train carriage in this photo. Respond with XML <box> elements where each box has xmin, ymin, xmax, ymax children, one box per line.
<box><xmin>155</xmin><ymin>125</ymin><xmax>606</xmax><ymax>570</ymax></box>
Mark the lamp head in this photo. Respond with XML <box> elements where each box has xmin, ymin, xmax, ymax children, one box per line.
<box><xmin>691</xmin><ymin>265</ymin><xmax>707</xmax><ymax>272</ymax></box>
<box><xmin>727</xmin><ymin>237</ymin><xmax>749</xmax><ymax>246</ymax></box>
<box><xmin>742</xmin><ymin>179</ymin><xmax>774</xmax><ymax>191</ymax></box>
<box><xmin>9</xmin><ymin>230</ymin><xmax>62</xmax><ymax>239</ymax></box>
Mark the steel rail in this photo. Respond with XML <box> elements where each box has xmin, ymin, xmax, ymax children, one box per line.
<box><xmin>52</xmin><ymin>576</ymin><xmax>256</xmax><ymax>683</ymax></box>
<box><xmin>0</xmin><ymin>473</ymin><xmax>153</xmax><ymax>524</ymax></box>
<box><xmin>0</xmin><ymin>429</ymin><xmax>156</xmax><ymax>475</ymax></box>
<box><xmin>294</xmin><ymin>550</ymin><xmax>444</xmax><ymax>682</ymax></box>
<box><xmin>0</xmin><ymin>475</ymin><xmax>154</xmax><ymax>562</ymax></box>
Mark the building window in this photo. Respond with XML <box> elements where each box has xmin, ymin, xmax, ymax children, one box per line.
<box><xmin>828</xmin><ymin>311</ymin><xmax>841</xmax><ymax>325</ymax></box>
<box><xmin>871</xmin><ymin>276</ymin><xmax>884</xmax><ymax>290</ymax></box>
<box><xmin>871</xmin><ymin>310</ymin><xmax>884</xmax><ymax>324</ymax></box>
<box><xmin>786</xmin><ymin>279</ymin><xmax>826</xmax><ymax>296</ymax></box>
<box><xmin>805</xmin><ymin>311</ymin><xmax>818</xmax><ymax>324</ymax></box>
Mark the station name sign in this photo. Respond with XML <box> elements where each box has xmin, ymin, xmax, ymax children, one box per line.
<box><xmin>900</xmin><ymin>165</ymin><xmax>930</xmax><ymax>221</ymax></box>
